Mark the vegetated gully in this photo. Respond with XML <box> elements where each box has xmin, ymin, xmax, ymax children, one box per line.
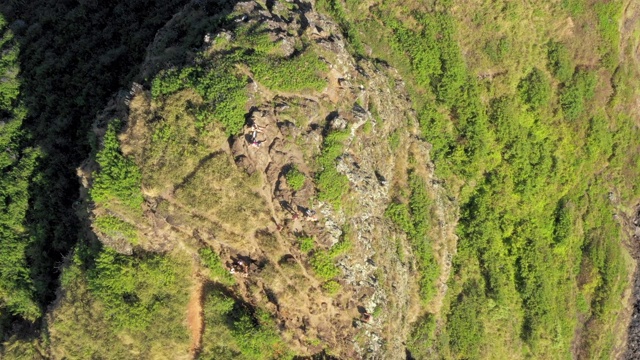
<box><xmin>624</xmin><ymin>206</ymin><xmax>640</xmax><ymax>359</ymax></box>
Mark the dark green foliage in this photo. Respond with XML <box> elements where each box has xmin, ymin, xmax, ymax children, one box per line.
<box><xmin>0</xmin><ymin>18</ymin><xmax>40</xmax><ymax>321</ymax></box>
<box><xmin>518</xmin><ymin>68</ymin><xmax>552</xmax><ymax>109</ymax></box>
<box><xmin>285</xmin><ymin>166</ymin><xmax>305</xmax><ymax>191</ymax></box>
<box><xmin>0</xmin><ymin>0</ymin><xmax>187</xmax><ymax>329</ymax></box>
<box><xmin>547</xmin><ymin>42</ymin><xmax>574</xmax><ymax>83</ymax></box>
<box><xmin>0</xmin><ymin>18</ymin><xmax>19</xmax><ymax>109</ymax></box>
<box><xmin>91</xmin><ymin>120</ymin><xmax>143</xmax><ymax>212</ymax></box>
<box><xmin>560</xmin><ymin>70</ymin><xmax>597</xmax><ymax>120</ymax></box>
<box><xmin>447</xmin><ymin>280</ymin><xmax>485</xmax><ymax>359</ymax></box>
<box><xmin>316</xmin><ymin>130</ymin><xmax>350</xmax><ymax>208</ymax></box>
<box><xmin>199</xmin><ymin>248</ymin><xmax>235</xmax><ymax>286</ymax></box>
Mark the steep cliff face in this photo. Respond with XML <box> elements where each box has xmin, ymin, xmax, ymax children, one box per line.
<box><xmin>65</xmin><ymin>1</ymin><xmax>457</xmax><ymax>358</ymax></box>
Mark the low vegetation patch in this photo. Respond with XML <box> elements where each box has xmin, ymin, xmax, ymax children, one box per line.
<box><xmin>87</xmin><ymin>248</ymin><xmax>190</xmax><ymax>332</ymax></box>
<box><xmin>200</xmin><ymin>287</ymin><xmax>291</xmax><ymax>359</ymax></box>
<box><xmin>94</xmin><ymin>214</ymin><xmax>138</xmax><ymax>245</ymax></box>
<box><xmin>297</xmin><ymin>236</ymin><xmax>315</xmax><ymax>253</ymax></box>
<box><xmin>560</xmin><ymin>69</ymin><xmax>597</xmax><ymax>120</ymax></box>
<box><xmin>386</xmin><ymin>172</ymin><xmax>439</xmax><ymax>304</ymax></box>
<box><xmin>199</xmin><ymin>248</ymin><xmax>235</xmax><ymax>286</ymax></box>
<box><xmin>152</xmin><ymin>62</ymin><xmax>248</xmax><ymax>135</ymax></box>
<box><xmin>316</xmin><ymin>129</ymin><xmax>350</xmax><ymax>208</ymax></box>
<box><xmin>285</xmin><ymin>166</ymin><xmax>305</xmax><ymax>191</ymax></box>
<box><xmin>250</xmin><ymin>51</ymin><xmax>328</xmax><ymax>92</ymax></box>
<box><xmin>91</xmin><ymin>120</ymin><xmax>143</xmax><ymax>213</ymax></box>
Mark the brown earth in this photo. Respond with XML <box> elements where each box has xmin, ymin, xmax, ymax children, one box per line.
<box><xmin>187</xmin><ymin>273</ymin><xmax>204</xmax><ymax>358</ymax></box>
<box><xmin>83</xmin><ymin>0</ymin><xmax>460</xmax><ymax>358</ymax></box>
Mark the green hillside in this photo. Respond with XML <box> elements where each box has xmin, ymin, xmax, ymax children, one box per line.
<box><xmin>0</xmin><ymin>0</ymin><xmax>639</xmax><ymax>359</ymax></box>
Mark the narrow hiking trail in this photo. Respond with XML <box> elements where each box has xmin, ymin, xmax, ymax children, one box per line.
<box><xmin>187</xmin><ymin>274</ymin><xmax>204</xmax><ymax>358</ymax></box>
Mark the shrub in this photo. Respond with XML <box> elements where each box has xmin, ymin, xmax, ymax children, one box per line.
<box><xmin>484</xmin><ymin>37</ymin><xmax>510</xmax><ymax>63</ymax></box>
<box><xmin>547</xmin><ymin>41</ymin><xmax>573</xmax><ymax>83</ymax></box>
<box><xmin>87</xmin><ymin>248</ymin><xmax>190</xmax><ymax>332</ymax></box>
<box><xmin>321</xmin><ymin>280</ymin><xmax>341</xmax><ymax>295</ymax></box>
<box><xmin>298</xmin><ymin>236</ymin><xmax>315</xmax><ymax>253</ymax></box>
<box><xmin>518</xmin><ymin>68</ymin><xmax>552</xmax><ymax>109</ymax></box>
<box><xmin>386</xmin><ymin>173</ymin><xmax>439</xmax><ymax>303</ymax></box>
<box><xmin>285</xmin><ymin>166</ymin><xmax>305</xmax><ymax>191</ymax></box>
<box><xmin>151</xmin><ymin>63</ymin><xmax>248</xmax><ymax>135</ymax></box>
<box><xmin>310</xmin><ymin>250</ymin><xmax>340</xmax><ymax>281</ymax></box>
<box><xmin>94</xmin><ymin>214</ymin><xmax>138</xmax><ymax>245</ymax></box>
<box><xmin>595</xmin><ymin>2</ymin><xmax>623</xmax><ymax>69</ymax></box>
<box><xmin>560</xmin><ymin>70</ymin><xmax>597</xmax><ymax>120</ymax></box>
<box><xmin>316</xmin><ymin>130</ymin><xmax>350</xmax><ymax>208</ymax></box>
<box><xmin>91</xmin><ymin>119</ymin><xmax>143</xmax><ymax>212</ymax></box>
<box><xmin>407</xmin><ymin>314</ymin><xmax>436</xmax><ymax>358</ymax></box>
<box><xmin>447</xmin><ymin>280</ymin><xmax>485</xmax><ymax>359</ymax></box>
<box><xmin>200</xmin><ymin>288</ymin><xmax>290</xmax><ymax>360</ymax></box>
<box><xmin>250</xmin><ymin>51</ymin><xmax>328</xmax><ymax>92</ymax></box>
<box><xmin>328</xmin><ymin>240</ymin><xmax>352</xmax><ymax>257</ymax></box>
<box><xmin>386</xmin><ymin>202</ymin><xmax>413</xmax><ymax>234</ymax></box>
<box><xmin>199</xmin><ymin>248</ymin><xmax>235</xmax><ymax>286</ymax></box>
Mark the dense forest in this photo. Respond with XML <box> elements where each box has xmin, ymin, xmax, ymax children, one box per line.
<box><xmin>0</xmin><ymin>0</ymin><xmax>639</xmax><ymax>359</ymax></box>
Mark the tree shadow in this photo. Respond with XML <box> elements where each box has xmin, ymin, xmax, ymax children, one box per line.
<box><xmin>0</xmin><ymin>0</ymin><xmax>242</xmax><ymax>340</ymax></box>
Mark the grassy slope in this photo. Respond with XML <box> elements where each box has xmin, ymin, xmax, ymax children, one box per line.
<box><xmin>317</xmin><ymin>0</ymin><xmax>640</xmax><ymax>358</ymax></box>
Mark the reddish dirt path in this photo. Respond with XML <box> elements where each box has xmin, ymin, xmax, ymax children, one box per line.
<box><xmin>187</xmin><ymin>275</ymin><xmax>204</xmax><ymax>358</ymax></box>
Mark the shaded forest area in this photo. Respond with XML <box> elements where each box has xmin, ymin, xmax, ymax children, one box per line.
<box><xmin>0</xmin><ymin>0</ymin><xmax>189</xmax><ymax>339</ymax></box>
